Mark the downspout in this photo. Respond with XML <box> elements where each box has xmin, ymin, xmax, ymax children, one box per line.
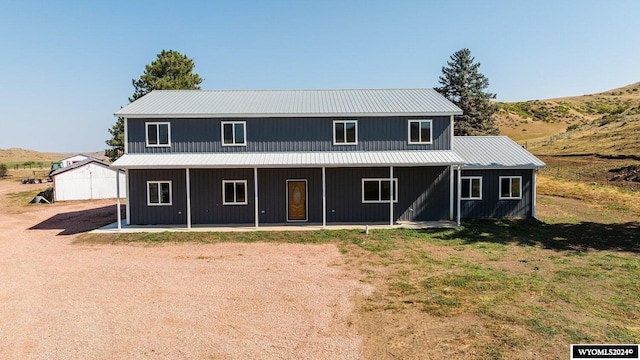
<box><xmin>532</xmin><ymin>169</ymin><xmax>538</xmax><ymax>219</ymax></box>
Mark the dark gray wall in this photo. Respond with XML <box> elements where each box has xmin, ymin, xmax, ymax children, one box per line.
<box><xmin>190</xmin><ymin>169</ymin><xmax>255</xmax><ymax>224</ymax></box>
<box><xmin>257</xmin><ymin>168</ymin><xmax>323</xmax><ymax>224</ymax></box>
<box><xmin>129</xmin><ymin>169</ymin><xmax>187</xmax><ymax>225</ymax></box>
<box><xmin>325</xmin><ymin>166</ymin><xmax>450</xmax><ymax>223</ymax></box>
<box><xmin>127</xmin><ymin>116</ymin><xmax>452</xmax><ymax>153</ymax></box>
<box><xmin>456</xmin><ymin>169</ymin><xmax>534</xmax><ymax>218</ymax></box>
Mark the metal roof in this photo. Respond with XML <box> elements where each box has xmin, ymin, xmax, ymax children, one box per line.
<box><xmin>452</xmin><ymin>136</ymin><xmax>545</xmax><ymax>169</ymax></box>
<box><xmin>50</xmin><ymin>158</ymin><xmax>123</xmax><ymax>177</ymax></box>
<box><xmin>110</xmin><ymin>150</ymin><xmax>464</xmax><ymax>169</ymax></box>
<box><xmin>115</xmin><ymin>89</ymin><xmax>463</xmax><ymax>118</ymax></box>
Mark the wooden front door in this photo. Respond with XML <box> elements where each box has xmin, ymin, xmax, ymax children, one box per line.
<box><xmin>286</xmin><ymin>180</ymin><xmax>307</xmax><ymax>221</ymax></box>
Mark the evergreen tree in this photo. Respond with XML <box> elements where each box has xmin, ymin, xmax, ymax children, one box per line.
<box><xmin>436</xmin><ymin>48</ymin><xmax>499</xmax><ymax>136</ymax></box>
<box><xmin>105</xmin><ymin>50</ymin><xmax>203</xmax><ymax>162</ymax></box>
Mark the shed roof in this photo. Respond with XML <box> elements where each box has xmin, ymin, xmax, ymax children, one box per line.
<box><xmin>115</xmin><ymin>89</ymin><xmax>463</xmax><ymax>118</ymax></box>
<box><xmin>110</xmin><ymin>150</ymin><xmax>464</xmax><ymax>169</ymax></box>
<box><xmin>453</xmin><ymin>136</ymin><xmax>545</xmax><ymax>169</ymax></box>
<box><xmin>50</xmin><ymin>158</ymin><xmax>122</xmax><ymax>176</ymax></box>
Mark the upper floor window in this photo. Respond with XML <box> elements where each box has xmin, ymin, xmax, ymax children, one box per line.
<box><xmin>362</xmin><ymin>178</ymin><xmax>398</xmax><ymax>203</ymax></box>
<box><xmin>499</xmin><ymin>176</ymin><xmax>522</xmax><ymax>199</ymax></box>
<box><xmin>333</xmin><ymin>120</ymin><xmax>357</xmax><ymax>145</ymax></box>
<box><xmin>222</xmin><ymin>121</ymin><xmax>246</xmax><ymax>146</ymax></box>
<box><xmin>461</xmin><ymin>176</ymin><xmax>482</xmax><ymax>200</ymax></box>
<box><xmin>222</xmin><ymin>180</ymin><xmax>248</xmax><ymax>205</ymax></box>
<box><xmin>147</xmin><ymin>181</ymin><xmax>172</xmax><ymax>206</ymax></box>
<box><xmin>408</xmin><ymin>119</ymin><xmax>432</xmax><ymax>144</ymax></box>
<box><xmin>146</xmin><ymin>122</ymin><xmax>170</xmax><ymax>147</ymax></box>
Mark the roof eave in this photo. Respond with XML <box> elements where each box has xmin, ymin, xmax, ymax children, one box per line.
<box><xmin>115</xmin><ymin>111</ymin><xmax>464</xmax><ymax>118</ymax></box>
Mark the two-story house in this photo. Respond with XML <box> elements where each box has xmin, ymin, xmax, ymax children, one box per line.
<box><xmin>110</xmin><ymin>89</ymin><xmax>544</xmax><ymax>229</ymax></box>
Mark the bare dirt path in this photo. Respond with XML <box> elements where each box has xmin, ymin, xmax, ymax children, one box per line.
<box><xmin>0</xmin><ymin>181</ymin><xmax>368</xmax><ymax>359</ymax></box>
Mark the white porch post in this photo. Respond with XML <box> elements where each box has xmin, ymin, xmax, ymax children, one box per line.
<box><xmin>322</xmin><ymin>166</ymin><xmax>326</xmax><ymax>228</ymax></box>
<box><xmin>254</xmin><ymin>167</ymin><xmax>259</xmax><ymax>229</ymax></box>
<box><xmin>456</xmin><ymin>165</ymin><xmax>462</xmax><ymax>226</ymax></box>
<box><xmin>449</xmin><ymin>165</ymin><xmax>454</xmax><ymax>220</ymax></box>
<box><xmin>186</xmin><ymin>168</ymin><xmax>191</xmax><ymax>229</ymax></box>
<box><xmin>125</xmin><ymin>169</ymin><xmax>130</xmax><ymax>225</ymax></box>
<box><xmin>116</xmin><ymin>169</ymin><xmax>121</xmax><ymax>230</ymax></box>
<box><xmin>532</xmin><ymin>169</ymin><xmax>538</xmax><ymax>218</ymax></box>
<box><xmin>389</xmin><ymin>166</ymin><xmax>394</xmax><ymax>226</ymax></box>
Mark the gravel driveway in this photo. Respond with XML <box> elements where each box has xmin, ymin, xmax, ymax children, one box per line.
<box><xmin>0</xmin><ymin>181</ymin><xmax>368</xmax><ymax>359</ymax></box>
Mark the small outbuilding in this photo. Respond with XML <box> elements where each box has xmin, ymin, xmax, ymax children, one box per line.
<box><xmin>58</xmin><ymin>154</ymin><xmax>95</xmax><ymax>168</ymax></box>
<box><xmin>51</xmin><ymin>159</ymin><xmax>126</xmax><ymax>201</ymax></box>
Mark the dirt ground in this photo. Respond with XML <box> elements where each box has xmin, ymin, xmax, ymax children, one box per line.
<box><xmin>0</xmin><ymin>181</ymin><xmax>370</xmax><ymax>359</ymax></box>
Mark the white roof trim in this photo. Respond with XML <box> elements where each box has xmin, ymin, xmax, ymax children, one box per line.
<box><xmin>110</xmin><ymin>151</ymin><xmax>465</xmax><ymax>169</ymax></box>
<box><xmin>120</xmin><ymin>112</ymin><xmax>462</xmax><ymax>119</ymax></box>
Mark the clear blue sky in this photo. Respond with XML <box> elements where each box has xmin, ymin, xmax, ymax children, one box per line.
<box><xmin>1</xmin><ymin>0</ymin><xmax>638</xmax><ymax>153</ymax></box>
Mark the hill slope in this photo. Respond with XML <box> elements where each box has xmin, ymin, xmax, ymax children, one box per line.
<box><xmin>0</xmin><ymin>148</ymin><xmax>67</xmax><ymax>164</ymax></box>
<box><xmin>497</xmin><ymin>82</ymin><xmax>640</xmax><ymax>156</ymax></box>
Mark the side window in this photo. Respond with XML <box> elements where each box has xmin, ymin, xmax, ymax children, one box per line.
<box><xmin>499</xmin><ymin>176</ymin><xmax>522</xmax><ymax>199</ymax></box>
<box><xmin>147</xmin><ymin>181</ymin><xmax>172</xmax><ymax>205</ymax></box>
<box><xmin>223</xmin><ymin>180</ymin><xmax>248</xmax><ymax>205</ymax></box>
<box><xmin>362</xmin><ymin>178</ymin><xmax>398</xmax><ymax>203</ymax></box>
<box><xmin>222</xmin><ymin>121</ymin><xmax>246</xmax><ymax>146</ymax></box>
<box><xmin>146</xmin><ymin>122</ymin><xmax>171</xmax><ymax>147</ymax></box>
<box><xmin>461</xmin><ymin>176</ymin><xmax>482</xmax><ymax>200</ymax></box>
<box><xmin>333</xmin><ymin>120</ymin><xmax>358</xmax><ymax>145</ymax></box>
<box><xmin>408</xmin><ymin>119</ymin><xmax>432</xmax><ymax>144</ymax></box>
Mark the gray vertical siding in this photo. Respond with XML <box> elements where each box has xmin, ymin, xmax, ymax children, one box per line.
<box><xmin>257</xmin><ymin>168</ymin><xmax>323</xmax><ymax>223</ymax></box>
<box><xmin>325</xmin><ymin>166</ymin><xmax>450</xmax><ymax>223</ymax></box>
<box><xmin>456</xmin><ymin>169</ymin><xmax>533</xmax><ymax>218</ymax></box>
<box><xmin>190</xmin><ymin>169</ymin><xmax>255</xmax><ymax>224</ymax></box>
<box><xmin>129</xmin><ymin>169</ymin><xmax>187</xmax><ymax>225</ymax></box>
<box><xmin>127</xmin><ymin>116</ymin><xmax>452</xmax><ymax>153</ymax></box>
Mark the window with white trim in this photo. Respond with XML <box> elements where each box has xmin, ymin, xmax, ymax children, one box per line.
<box><xmin>221</xmin><ymin>121</ymin><xmax>246</xmax><ymax>146</ymax></box>
<box><xmin>499</xmin><ymin>176</ymin><xmax>522</xmax><ymax>199</ymax></box>
<box><xmin>461</xmin><ymin>176</ymin><xmax>482</xmax><ymax>200</ymax></box>
<box><xmin>408</xmin><ymin>119</ymin><xmax>432</xmax><ymax>144</ymax></box>
<box><xmin>362</xmin><ymin>178</ymin><xmax>398</xmax><ymax>203</ymax></box>
<box><xmin>333</xmin><ymin>120</ymin><xmax>357</xmax><ymax>145</ymax></box>
<box><xmin>147</xmin><ymin>181</ymin><xmax>172</xmax><ymax>206</ymax></box>
<box><xmin>146</xmin><ymin>122</ymin><xmax>171</xmax><ymax>147</ymax></box>
<box><xmin>222</xmin><ymin>180</ymin><xmax>248</xmax><ymax>205</ymax></box>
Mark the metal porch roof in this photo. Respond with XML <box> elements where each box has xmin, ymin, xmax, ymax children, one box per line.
<box><xmin>115</xmin><ymin>89</ymin><xmax>463</xmax><ymax>118</ymax></box>
<box><xmin>453</xmin><ymin>136</ymin><xmax>545</xmax><ymax>169</ymax></box>
<box><xmin>110</xmin><ymin>150</ymin><xmax>464</xmax><ymax>169</ymax></box>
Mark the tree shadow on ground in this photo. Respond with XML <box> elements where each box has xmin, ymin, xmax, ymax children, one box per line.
<box><xmin>29</xmin><ymin>205</ymin><xmax>123</xmax><ymax>236</ymax></box>
<box><xmin>425</xmin><ymin>219</ymin><xmax>640</xmax><ymax>253</ymax></box>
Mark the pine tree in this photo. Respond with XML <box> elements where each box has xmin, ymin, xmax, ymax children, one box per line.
<box><xmin>105</xmin><ymin>50</ymin><xmax>203</xmax><ymax>162</ymax></box>
<box><xmin>436</xmin><ymin>48</ymin><xmax>499</xmax><ymax>136</ymax></box>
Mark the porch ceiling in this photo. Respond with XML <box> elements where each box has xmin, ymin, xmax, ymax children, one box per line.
<box><xmin>110</xmin><ymin>150</ymin><xmax>464</xmax><ymax>169</ymax></box>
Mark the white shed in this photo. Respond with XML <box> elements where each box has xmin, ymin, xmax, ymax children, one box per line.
<box><xmin>51</xmin><ymin>159</ymin><xmax>126</xmax><ymax>201</ymax></box>
<box><xmin>59</xmin><ymin>154</ymin><xmax>93</xmax><ymax>168</ymax></box>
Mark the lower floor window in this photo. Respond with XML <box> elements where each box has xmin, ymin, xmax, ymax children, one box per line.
<box><xmin>362</xmin><ymin>178</ymin><xmax>398</xmax><ymax>203</ymax></box>
<box><xmin>147</xmin><ymin>181</ymin><xmax>172</xmax><ymax>205</ymax></box>
<box><xmin>223</xmin><ymin>180</ymin><xmax>248</xmax><ymax>205</ymax></box>
<box><xmin>461</xmin><ymin>176</ymin><xmax>482</xmax><ymax>200</ymax></box>
<box><xmin>499</xmin><ymin>176</ymin><xmax>522</xmax><ymax>199</ymax></box>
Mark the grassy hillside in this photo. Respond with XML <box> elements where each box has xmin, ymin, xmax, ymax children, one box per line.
<box><xmin>0</xmin><ymin>148</ymin><xmax>67</xmax><ymax>164</ymax></box>
<box><xmin>497</xmin><ymin>82</ymin><xmax>640</xmax><ymax>156</ymax></box>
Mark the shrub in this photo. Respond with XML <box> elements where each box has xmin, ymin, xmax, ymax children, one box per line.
<box><xmin>0</xmin><ymin>163</ymin><xmax>7</xmax><ymax>177</ymax></box>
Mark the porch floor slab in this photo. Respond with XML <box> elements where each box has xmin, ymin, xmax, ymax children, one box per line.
<box><xmin>92</xmin><ymin>220</ymin><xmax>458</xmax><ymax>233</ymax></box>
